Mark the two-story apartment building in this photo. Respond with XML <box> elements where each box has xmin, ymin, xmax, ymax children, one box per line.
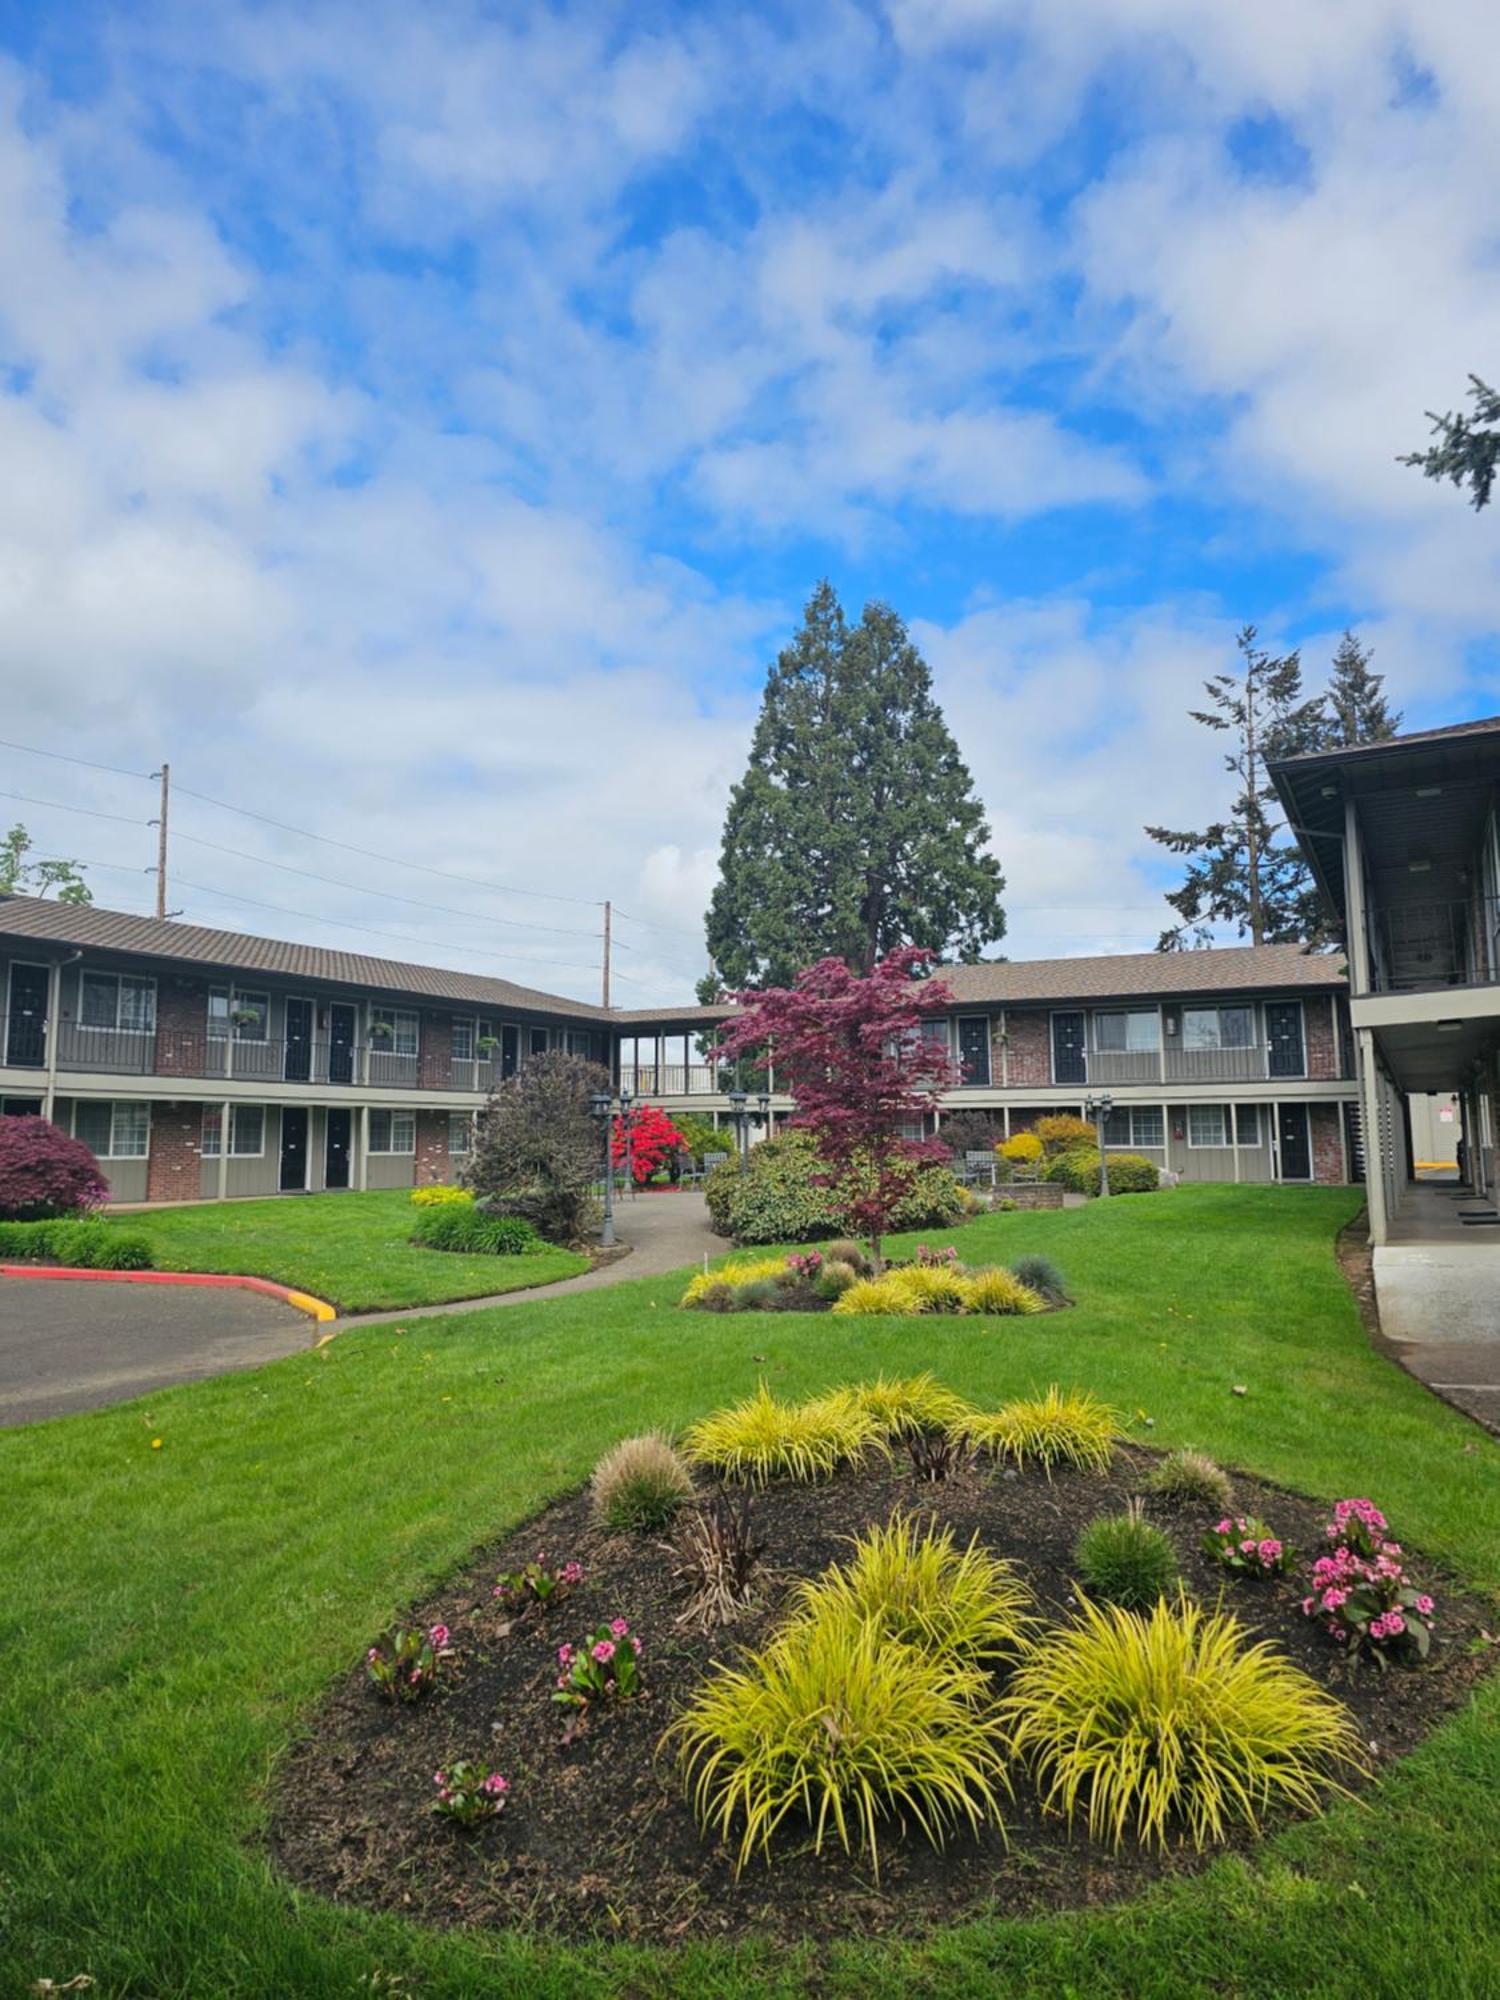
<box><xmin>1273</xmin><ymin>713</ymin><xmax>1500</xmax><ymax>1242</ymax></box>
<box><xmin>0</xmin><ymin>893</ymin><xmax>1360</xmax><ymax>1204</ymax></box>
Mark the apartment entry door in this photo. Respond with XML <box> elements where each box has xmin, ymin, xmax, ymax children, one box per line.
<box><xmin>328</xmin><ymin>1004</ymin><xmax>356</xmax><ymax>1084</ymax></box>
<box><xmin>284</xmin><ymin>997</ymin><xmax>313</xmax><ymax>1082</ymax></box>
<box><xmin>6</xmin><ymin>964</ymin><xmax>48</xmax><ymax>1068</ymax></box>
<box><xmin>1052</xmin><ymin>1012</ymin><xmax>1087</xmax><ymax>1085</ymax></box>
<box><xmin>1266</xmin><ymin>1001</ymin><xmax>1305</xmax><ymax>1079</ymax></box>
<box><xmin>1276</xmin><ymin>1103</ymin><xmax>1312</xmax><ymax>1182</ymax></box>
<box><xmin>325</xmin><ymin>1107</ymin><xmax>352</xmax><ymax>1190</ymax></box>
<box><xmin>280</xmin><ymin>1107</ymin><xmax>310</xmax><ymax>1191</ymax></box>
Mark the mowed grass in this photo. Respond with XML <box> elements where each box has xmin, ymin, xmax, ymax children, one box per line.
<box><xmin>101</xmin><ymin>1187</ymin><xmax>587</xmax><ymax>1310</ymax></box>
<box><xmin>3</xmin><ymin>1186</ymin><xmax>1499</xmax><ymax>1998</ymax></box>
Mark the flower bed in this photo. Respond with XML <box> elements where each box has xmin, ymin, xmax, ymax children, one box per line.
<box><xmin>272</xmin><ymin>1402</ymin><xmax>1489</xmax><ymax>1948</ymax></box>
<box><xmin>679</xmin><ymin>1244</ymin><xmax>1066</xmax><ymax>1316</ymax></box>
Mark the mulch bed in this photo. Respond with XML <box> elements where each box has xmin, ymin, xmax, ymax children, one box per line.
<box><xmin>271</xmin><ymin>1447</ymin><xmax>1496</xmax><ymax>1947</ymax></box>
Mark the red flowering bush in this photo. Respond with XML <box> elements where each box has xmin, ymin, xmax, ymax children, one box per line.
<box><xmin>1301</xmin><ymin>1499</ymin><xmax>1436</xmax><ymax>1666</ymax></box>
<box><xmin>612</xmin><ymin>1103</ymin><xmax>689</xmax><ymax>1185</ymax></box>
<box><xmin>0</xmin><ymin>1115</ymin><xmax>110</xmax><ymax>1220</ymax></box>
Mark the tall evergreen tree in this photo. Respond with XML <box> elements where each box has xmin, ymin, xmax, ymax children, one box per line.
<box><xmin>1146</xmin><ymin>628</ymin><xmax>1325</xmax><ymax>951</ymax></box>
<box><xmin>1401</xmin><ymin>374</ymin><xmax>1500</xmax><ymax>511</ymax></box>
<box><xmin>1319</xmin><ymin>630</ymin><xmax>1401</xmax><ymax>747</ymax></box>
<box><xmin>702</xmin><ymin>582</ymin><xmax>1005</xmax><ymax>992</ymax></box>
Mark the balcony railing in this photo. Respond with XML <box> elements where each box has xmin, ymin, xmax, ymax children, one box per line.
<box><xmin>619</xmin><ymin>1062</ymin><xmax>728</xmax><ymax>1096</ymax></box>
<box><xmin>0</xmin><ymin>1019</ymin><xmax>501</xmax><ymax>1092</ymax></box>
<box><xmin>1371</xmin><ymin>897</ymin><xmax>1500</xmax><ymax>993</ymax></box>
<box><xmin>1059</xmin><ymin>1043</ymin><xmax>1326</xmax><ymax>1086</ymax></box>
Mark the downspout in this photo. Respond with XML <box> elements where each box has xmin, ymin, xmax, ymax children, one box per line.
<box><xmin>43</xmin><ymin>951</ymin><xmax>81</xmax><ymax>1123</ymax></box>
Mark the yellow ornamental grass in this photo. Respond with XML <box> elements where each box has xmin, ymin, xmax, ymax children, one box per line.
<box><xmin>680</xmin><ymin>1256</ymin><xmax>790</xmax><ymax>1306</ymax></box>
<box><xmin>964</xmin><ymin>1268</ymin><xmax>1046</xmax><ymax>1316</ymax></box>
<box><xmin>830</xmin><ymin>1275</ymin><xmax>902</xmax><ymax>1316</ymax></box>
<box><xmin>850</xmin><ymin>1372</ymin><xmax>975</xmax><ymax>1438</ymax></box>
<box><xmin>670</xmin><ymin>1597</ymin><xmax>1010</xmax><ymax>1878</ymax></box>
<box><xmin>1002</xmin><ymin>1594</ymin><xmax>1365</xmax><ymax>1850</ymax></box>
<box><xmin>964</xmin><ymin>1385</ymin><xmax>1122</xmax><ymax>1475</ymax></box>
<box><xmin>799</xmin><ymin>1514</ymin><xmax>1037</xmax><ymax>1671</ymax></box>
<box><xmin>831</xmin><ymin>1267</ymin><xmax>1046</xmax><ymax>1317</ymax></box>
<box><xmin>683</xmin><ymin>1383</ymin><xmax>880</xmax><ymax>1484</ymax></box>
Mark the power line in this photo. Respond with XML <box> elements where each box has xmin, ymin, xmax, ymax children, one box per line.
<box><xmin>0</xmin><ymin>787</ymin><xmax>148</xmax><ymax>830</ymax></box>
<box><xmin>0</xmin><ymin>738</ymin><xmax>151</xmax><ymax>783</ymax></box>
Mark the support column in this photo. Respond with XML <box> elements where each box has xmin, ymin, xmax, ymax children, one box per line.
<box><xmin>42</xmin><ymin>959</ymin><xmax>62</xmax><ymax>1123</ymax></box>
<box><xmin>357</xmin><ymin>1104</ymin><xmax>370</xmax><ymax>1191</ymax></box>
<box><xmin>1356</xmin><ymin>1028</ymin><xmax>1389</xmax><ymax>1244</ymax></box>
<box><xmin>217</xmin><ymin>1100</ymin><xmax>230</xmax><ymax>1202</ymax></box>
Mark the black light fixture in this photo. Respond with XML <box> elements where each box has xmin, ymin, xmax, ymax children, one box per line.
<box><xmin>590</xmin><ymin>1091</ymin><xmax>617</xmax><ymax>1246</ymax></box>
<box><xmin>727</xmin><ymin>1088</ymin><xmax>749</xmax><ymax>1173</ymax></box>
<box><xmin>1083</xmin><ymin>1090</ymin><xmax>1115</xmax><ymax>1199</ymax></box>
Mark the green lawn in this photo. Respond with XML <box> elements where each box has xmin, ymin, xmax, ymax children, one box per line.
<box><xmin>102</xmin><ymin>1188</ymin><xmax>588</xmax><ymax>1310</ymax></box>
<box><xmin>4</xmin><ymin>1186</ymin><xmax>1499</xmax><ymax>1998</ymax></box>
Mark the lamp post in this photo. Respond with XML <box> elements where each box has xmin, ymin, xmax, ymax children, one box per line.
<box><xmin>590</xmin><ymin>1091</ymin><xmax>616</xmax><ymax>1247</ymax></box>
<box><xmin>728</xmin><ymin>1089</ymin><xmax>748</xmax><ymax>1172</ymax></box>
<box><xmin>618</xmin><ymin>1085</ymin><xmax>635</xmax><ymax>1198</ymax></box>
<box><xmin>1084</xmin><ymin>1091</ymin><xmax>1114</xmax><ymax>1198</ymax></box>
<box><xmin>757</xmin><ymin>1089</ymin><xmax>772</xmax><ymax>1143</ymax></box>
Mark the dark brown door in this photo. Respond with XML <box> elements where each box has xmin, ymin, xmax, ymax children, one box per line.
<box><xmin>1276</xmin><ymin>1104</ymin><xmax>1311</xmax><ymax>1181</ymax></box>
<box><xmin>327</xmin><ymin>1004</ymin><xmax>356</xmax><ymax>1084</ymax></box>
<box><xmin>1052</xmin><ymin>1012</ymin><xmax>1086</xmax><ymax>1085</ymax></box>
<box><xmin>284</xmin><ymin>997</ymin><xmax>313</xmax><ymax>1082</ymax></box>
<box><xmin>279</xmin><ymin>1107</ymin><xmax>309</xmax><ymax>1191</ymax></box>
<box><xmin>6</xmin><ymin>964</ymin><xmax>48</xmax><ymax>1068</ymax></box>
<box><xmin>324</xmin><ymin>1107</ymin><xmax>351</xmax><ymax>1190</ymax></box>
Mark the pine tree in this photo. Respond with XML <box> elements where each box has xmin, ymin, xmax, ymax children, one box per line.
<box><xmin>1146</xmin><ymin>629</ymin><xmax>1325</xmax><ymax>951</ymax></box>
<box><xmin>1401</xmin><ymin>374</ymin><xmax>1500</xmax><ymax>511</ymax></box>
<box><xmin>702</xmin><ymin>583</ymin><xmax>1005</xmax><ymax>991</ymax></box>
<box><xmin>1319</xmin><ymin>630</ymin><xmax>1401</xmax><ymax>747</ymax></box>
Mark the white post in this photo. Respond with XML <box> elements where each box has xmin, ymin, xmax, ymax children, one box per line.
<box><xmin>1357</xmin><ymin>1030</ymin><xmax>1389</xmax><ymax>1243</ymax></box>
<box><xmin>42</xmin><ymin>959</ymin><xmax>62</xmax><ymax>1123</ymax></box>
<box><xmin>217</xmin><ymin>1100</ymin><xmax>230</xmax><ymax>1202</ymax></box>
<box><xmin>357</xmin><ymin>1104</ymin><xmax>370</xmax><ymax>1191</ymax></box>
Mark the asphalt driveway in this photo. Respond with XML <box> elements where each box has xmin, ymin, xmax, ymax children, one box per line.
<box><xmin>0</xmin><ymin>1278</ymin><xmax>316</xmax><ymax>1427</ymax></box>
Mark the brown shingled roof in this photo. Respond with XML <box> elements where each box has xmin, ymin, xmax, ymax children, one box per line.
<box><xmin>937</xmin><ymin>942</ymin><xmax>1344</xmax><ymax>1005</ymax></box>
<box><xmin>0</xmin><ymin>895</ymin><xmax>613</xmax><ymax>1022</ymax></box>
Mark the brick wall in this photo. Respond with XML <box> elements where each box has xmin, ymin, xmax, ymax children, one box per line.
<box><xmin>146</xmin><ymin>1101</ymin><xmax>202</xmax><ymax>1201</ymax></box>
<box><xmin>997</xmin><ymin>1183</ymin><xmax>1065</xmax><ymax>1210</ymax></box>
<box><xmin>1304</xmin><ymin>995</ymin><xmax>1341</xmax><ymax>1081</ymax></box>
<box><xmin>155</xmin><ymin>978</ymin><xmax>208</xmax><ymax>1077</ymax></box>
<box><xmin>419</xmin><ymin>1012</ymin><xmax>453</xmax><ymax>1090</ymax></box>
<box><xmin>414</xmin><ymin>1109</ymin><xmax>454</xmax><ymax>1186</ymax></box>
<box><xmin>1002</xmin><ymin>1011</ymin><xmax>1053</xmax><ymax>1087</ymax></box>
<box><xmin>1310</xmin><ymin>1102</ymin><xmax>1345</xmax><ymax>1185</ymax></box>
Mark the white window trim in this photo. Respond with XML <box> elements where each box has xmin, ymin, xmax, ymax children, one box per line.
<box><xmin>1233</xmin><ymin>1104</ymin><xmax>1264</xmax><ymax>1149</ymax></box>
<box><xmin>209</xmin><ymin>986</ymin><xmax>272</xmax><ymax>1043</ymax></box>
<box><xmin>371</xmin><ymin>1007</ymin><xmax>420</xmax><ymax>1060</ymax></box>
<box><xmin>369</xmin><ymin>1108</ymin><xmax>417</xmax><ymax>1155</ymax></box>
<box><xmin>1181</xmin><ymin>1004</ymin><xmax>1257</xmax><ymax>1054</ymax></box>
<box><xmin>78</xmin><ymin>970</ymin><xmax>157</xmax><ymax>1036</ymax></box>
<box><xmin>1105</xmin><ymin>1106</ymin><xmax>1166</xmax><ymax>1149</ymax></box>
<box><xmin>451</xmin><ymin>1015</ymin><xmax>478</xmax><ymax>1062</ymax></box>
<box><xmin>73</xmin><ymin>1099</ymin><xmax>151</xmax><ymax>1159</ymax></box>
<box><xmin>201</xmin><ymin>1105</ymin><xmax>267</xmax><ymax>1159</ymax></box>
<box><xmin>1186</xmin><ymin>1104</ymin><xmax>1231</xmax><ymax>1149</ymax></box>
<box><xmin>448</xmin><ymin>1112</ymin><xmax>473</xmax><ymax>1156</ymax></box>
<box><xmin>1093</xmin><ymin>1009</ymin><xmax>1160</xmax><ymax>1056</ymax></box>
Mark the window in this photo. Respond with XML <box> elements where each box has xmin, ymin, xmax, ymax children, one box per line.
<box><xmin>371</xmin><ymin>1008</ymin><xmax>419</xmax><ymax>1058</ymax></box>
<box><xmin>1103</xmin><ymin>1106</ymin><xmax>1165</xmax><ymax>1148</ymax></box>
<box><xmin>200</xmin><ymin>1105</ymin><xmax>266</xmax><ymax>1157</ymax></box>
<box><xmin>448</xmin><ymin>1113</ymin><xmax>472</xmax><ymax>1156</ymax></box>
<box><xmin>529</xmin><ymin>1027</ymin><xmax>550</xmax><ymax>1057</ymax></box>
<box><xmin>1094</xmin><ymin>1011</ymin><xmax>1158</xmax><ymax>1054</ymax></box>
<box><xmin>1187</xmin><ymin>1104</ymin><xmax>1230</xmax><ymax>1148</ymax></box>
<box><xmin>1233</xmin><ymin>1104</ymin><xmax>1262</xmax><ymax>1147</ymax></box>
<box><xmin>74</xmin><ymin>1100</ymin><xmax>150</xmax><ymax>1158</ymax></box>
<box><xmin>1182</xmin><ymin>1006</ymin><xmax>1254</xmax><ymax>1051</ymax></box>
<box><xmin>79</xmin><ymin>972</ymin><xmax>156</xmax><ymax>1034</ymax></box>
<box><xmin>451</xmin><ymin>1018</ymin><xmax>476</xmax><ymax>1063</ymax></box>
<box><xmin>369</xmin><ymin>1109</ymin><xmax>415</xmax><ymax>1154</ymax></box>
<box><xmin>209</xmin><ymin>987</ymin><xmax>269</xmax><ymax>1042</ymax></box>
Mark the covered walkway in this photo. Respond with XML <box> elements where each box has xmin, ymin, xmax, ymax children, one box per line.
<box><xmin>1373</xmin><ymin>1179</ymin><xmax>1500</xmax><ymax>1433</ymax></box>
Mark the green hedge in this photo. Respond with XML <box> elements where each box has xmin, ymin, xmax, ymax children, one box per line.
<box><xmin>704</xmin><ymin>1130</ymin><xmax>967</xmax><ymax>1245</ymax></box>
<box><xmin>1044</xmin><ymin>1148</ymin><xmax>1160</xmax><ymax>1197</ymax></box>
<box><xmin>0</xmin><ymin>1219</ymin><xmax>154</xmax><ymax>1269</ymax></box>
<box><xmin>410</xmin><ymin>1205</ymin><xmax>546</xmax><ymax>1256</ymax></box>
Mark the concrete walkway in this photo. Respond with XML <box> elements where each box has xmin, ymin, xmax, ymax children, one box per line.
<box><xmin>341</xmin><ymin>1191</ymin><xmax>722</xmax><ymax>1326</ymax></box>
<box><xmin>1373</xmin><ymin>1181</ymin><xmax>1500</xmax><ymax>1434</ymax></box>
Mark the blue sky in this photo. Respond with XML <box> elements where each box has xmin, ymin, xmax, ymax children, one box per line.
<box><xmin>1</xmin><ymin>0</ymin><xmax>1497</xmax><ymax>1003</ymax></box>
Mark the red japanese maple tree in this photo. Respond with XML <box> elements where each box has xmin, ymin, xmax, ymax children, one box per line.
<box><xmin>719</xmin><ymin>947</ymin><xmax>956</xmax><ymax>1266</ymax></box>
<box><xmin>612</xmin><ymin>1103</ymin><xmax>689</xmax><ymax>1187</ymax></box>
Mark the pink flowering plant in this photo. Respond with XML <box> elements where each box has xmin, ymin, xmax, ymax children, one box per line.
<box><xmin>1200</xmin><ymin>1516</ymin><xmax>1295</xmax><ymax>1578</ymax></box>
<box><xmin>553</xmin><ymin>1618</ymin><xmax>643</xmax><ymax>1713</ymax></box>
<box><xmin>493</xmin><ymin>1554</ymin><xmax>583</xmax><ymax>1610</ymax></box>
<box><xmin>1302</xmin><ymin>1499</ymin><xmax>1436</xmax><ymax>1667</ymax></box>
<box><xmin>431</xmin><ymin>1760</ymin><xmax>510</xmax><ymax>1827</ymax></box>
<box><xmin>366</xmin><ymin>1623</ymin><xmax>451</xmax><ymax>1702</ymax></box>
<box><xmin>785</xmin><ymin>1250</ymin><xmax>824</xmax><ymax>1279</ymax></box>
<box><xmin>913</xmin><ymin>1243</ymin><xmax>962</xmax><ymax>1268</ymax></box>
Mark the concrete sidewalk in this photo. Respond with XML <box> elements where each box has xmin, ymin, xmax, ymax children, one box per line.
<box><xmin>1373</xmin><ymin>1185</ymin><xmax>1500</xmax><ymax>1434</ymax></box>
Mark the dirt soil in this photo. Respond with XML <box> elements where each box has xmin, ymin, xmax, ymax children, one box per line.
<box><xmin>271</xmin><ymin>1447</ymin><xmax>1495</xmax><ymax>1948</ymax></box>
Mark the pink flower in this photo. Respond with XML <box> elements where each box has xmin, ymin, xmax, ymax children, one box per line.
<box><xmin>1416</xmin><ymin>1594</ymin><xmax>1434</xmax><ymax>1615</ymax></box>
<box><xmin>429</xmin><ymin>1624</ymin><xmax>450</xmax><ymax>1648</ymax></box>
<box><xmin>1258</xmin><ymin>1540</ymin><xmax>1281</xmax><ymax>1564</ymax></box>
<box><xmin>1239</xmin><ymin>1539</ymin><xmax>1257</xmax><ymax>1556</ymax></box>
<box><xmin>556</xmin><ymin>1674</ymin><xmax>567</xmax><ymax>1689</ymax></box>
<box><xmin>1215</xmin><ymin>1520</ymin><xmax>1232</xmax><ymax>1536</ymax></box>
<box><xmin>367</xmin><ymin>1647</ymin><xmax>380</xmax><ymax>1661</ymax></box>
<box><xmin>557</xmin><ymin>1644</ymin><xmax>574</xmax><ymax>1666</ymax></box>
<box><xmin>630</xmin><ymin>1635</ymin><xmax>642</xmax><ymax>1655</ymax></box>
<box><xmin>592</xmin><ymin>1639</ymin><xmax>616</xmax><ymax>1664</ymax></box>
<box><xmin>434</xmin><ymin>1771</ymin><xmax>447</xmax><ymax>1785</ymax></box>
<box><xmin>610</xmin><ymin>1618</ymin><xmax>629</xmax><ymax>1638</ymax></box>
<box><xmin>482</xmin><ymin>1773</ymin><xmax>509</xmax><ymax>1795</ymax></box>
<box><xmin>1386</xmin><ymin>1612</ymin><xmax>1406</xmax><ymax>1636</ymax></box>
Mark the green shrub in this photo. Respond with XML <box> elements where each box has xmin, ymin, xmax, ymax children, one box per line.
<box><xmin>591</xmin><ymin>1433</ymin><xmax>695</xmax><ymax>1532</ymax></box>
<box><xmin>670</xmin><ymin>1595</ymin><xmax>1010</xmax><ymax>1877</ymax></box>
<box><xmin>411</xmin><ymin>1205</ymin><xmax>544</xmax><ymax>1255</ymax></box>
<box><xmin>1145</xmin><ymin>1449</ymin><xmax>1234</xmax><ymax>1511</ymax></box>
<box><xmin>1001</xmin><ymin>1595</ymin><xmax>1364</xmax><ymax>1850</ymax></box>
<box><xmin>1043</xmin><ymin>1147</ymin><xmax>1101</xmax><ymax>1192</ymax></box>
<box><xmin>32</xmin><ymin>1221</ymin><xmax>154</xmax><ymax>1270</ymax></box>
<box><xmin>1073</xmin><ymin>1505</ymin><xmax>1180</xmax><ymax>1610</ymax></box>
<box><xmin>1010</xmin><ymin>1254</ymin><xmax>1069</xmax><ymax>1304</ymax></box>
<box><xmin>814</xmin><ymin>1259</ymin><xmax>858</xmax><ymax>1301</ymax></box>
<box><xmin>1033</xmin><ymin>1114</ymin><xmax>1097</xmax><ymax>1158</ymax></box>
<box><xmin>0</xmin><ymin>1219</ymin><xmax>56</xmax><ymax>1257</ymax></box>
<box><xmin>1045</xmin><ymin>1150</ymin><xmax>1159</xmax><ymax>1197</ymax></box>
<box><xmin>801</xmin><ymin>1514</ymin><xmax>1036</xmax><ymax>1670</ymax></box>
<box><xmin>705</xmin><ymin>1132</ymin><xmax>965</xmax><ymax>1246</ymax></box>
<box><xmin>823</xmin><ymin>1238</ymin><xmax>873</xmax><ymax>1274</ymax></box>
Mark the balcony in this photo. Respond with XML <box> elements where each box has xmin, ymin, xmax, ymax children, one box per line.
<box><xmin>1370</xmin><ymin>897</ymin><xmax>1500</xmax><ymax>994</ymax></box>
<box><xmin>0</xmin><ymin>1019</ymin><xmax>498</xmax><ymax>1093</ymax></box>
<box><xmin>1063</xmin><ymin>1044</ymin><xmax>1321</xmax><ymax>1086</ymax></box>
<box><xmin>619</xmin><ymin>1062</ymin><xmax>725</xmax><ymax>1096</ymax></box>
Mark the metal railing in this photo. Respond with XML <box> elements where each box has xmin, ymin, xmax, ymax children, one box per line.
<box><xmin>619</xmin><ymin>1062</ymin><xmax>733</xmax><ymax>1096</ymax></box>
<box><xmin>1051</xmin><ymin>1043</ymin><xmax>1327</xmax><ymax>1086</ymax></box>
<box><xmin>0</xmin><ymin>1018</ymin><xmax>499</xmax><ymax>1091</ymax></box>
<box><xmin>1371</xmin><ymin>897</ymin><xmax>1500</xmax><ymax>993</ymax></box>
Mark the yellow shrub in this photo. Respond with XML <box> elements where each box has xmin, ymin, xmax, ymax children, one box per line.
<box><xmin>998</xmin><ymin>1131</ymin><xmax>1043</xmax><ymax>1164</ymax></box>
<box><xmin>683</xmin><ymin>1383</ymin><xmax>879</xmax><ymax>1483</ymax></box>
<box><xmin>965</xmin><ymin>1385</ymin><xmax>1122</xmax><ymax>1475</ymax></box>
<box><xmin>850</xmin><ymin>1373</ymin><xmax>974</xmax><ymax>1437</ymax></box>
<box><xmin>680</xmin><ymin>1256</ymin><xmax>789</xmax><ymax>1306</ymax></box>
<box><xmin>830</xmin><ymin>1275</ymin><xmax>904</xmax><ymax>1316</ymax></box>
<box><xmin>963</xmin><ymin>1268</ymin><xmax>1046</xmax><ymax>1316</ymax></box>
<box><xmin>409</xmin><ymin>1184</ymin><xmax>473</xmax><ymax>1208</ymax></box>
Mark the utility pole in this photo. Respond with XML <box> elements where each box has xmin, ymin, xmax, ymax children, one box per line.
<box><xmin>601</xmin><ymin>899</ymin><xmax>612</xmax><ymax>1009</ymax></box>
<box><xmin>150</xmin><ymin>763</ymin><xmax>170</xmax><ymax>921</ymax></box>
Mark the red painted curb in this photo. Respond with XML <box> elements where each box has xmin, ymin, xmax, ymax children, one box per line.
<box><xmin>0</xmin><ymin>1265</ymin><xmax>336</xmax><ymax>1322</ymax></box>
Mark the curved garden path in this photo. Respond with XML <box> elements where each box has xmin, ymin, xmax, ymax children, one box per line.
<box><xmin>340</xmin><ymin>1192</ymin><xmax>721</xmax><ymax>1326</ymax></box>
